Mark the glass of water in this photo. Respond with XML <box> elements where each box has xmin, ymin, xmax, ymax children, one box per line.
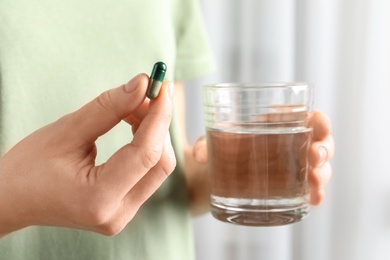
<box><xmin>202</xmin><ymin>82</ymin><xmax>314</xmax><ymax>226</ymax></box>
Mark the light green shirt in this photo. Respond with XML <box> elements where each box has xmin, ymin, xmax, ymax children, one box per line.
<box><xmin>0</xmin><ymin>0</ymin><xmax>215</xmax><ymax>259</ymax></box>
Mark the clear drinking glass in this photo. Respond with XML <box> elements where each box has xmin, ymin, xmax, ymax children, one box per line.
<box><xmin>202</xmin><ymin>82</ymin><xmax>314</xmax><ymax>226</ymax></box>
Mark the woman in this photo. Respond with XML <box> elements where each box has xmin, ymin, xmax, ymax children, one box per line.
<box><xmin>0</xmin><ymin>0</ymin><xmax>334</xmax><ymax>259</ymax></box>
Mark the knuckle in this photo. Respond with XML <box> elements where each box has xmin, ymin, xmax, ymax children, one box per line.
<box><xmin>96</xmin><ymin>90</ymin><xmax>123</xmax><ymax>121</ymax></box>
<box><xmin>96</xmin><ymin>209</ymin><xmax>136</xmax><ymax>237</ymax></box>
<box><xmin>160</xmin><ymin>153</ymin><xmax>177</xmax><ymax>177</ymax></box>
<box><xmin>83</xmin><ymin>199</ymin><xmax>117</xmax><ymax>227</ymax></box>
<box><xmin>85</xmin><ymin>204</ymin><xmax>112</xmax><ymax>227</ymax></box>
<box><xmin>85</xmin><ymin>205</ymin><xmax>125</xmax><ymax>236</ymax></box>
<box><xmin>97</xmin><ymin>91</ymin><xmax>114</xmax><ymax>111</ymax></box>
<box><xmin>96</xmin><ymin>91</ymin><xmax>121</xmax><ymax>122</ymax></box>
<box><xmin>98</xmin><ymin>222</ymin><xmax>124</xmax><ymax>237</ymax></box>
<box><xmin>141</xmin><ymin>148</ymin><xmax>161</xmax><ymax>169</ymax></box>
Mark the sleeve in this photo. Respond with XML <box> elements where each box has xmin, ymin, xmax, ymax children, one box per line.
<box><xmin>173</xmin><ymin>0</ymin><xmax>216</xmax><ymax>81</ymax></box>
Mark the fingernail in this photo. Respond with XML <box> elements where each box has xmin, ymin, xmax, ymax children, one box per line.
<box><xmin>318</xmin><ymin>146</ymin><xmax>328</xmax><ymax>165</ymax></box>
<box><xmin>124</xmin><ymin>74</ymin><xmax>142</xmax><ymax>93</ymax></box>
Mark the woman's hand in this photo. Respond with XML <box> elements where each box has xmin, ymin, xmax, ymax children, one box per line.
<box><xmin>191</xmin><ymin>110</ymin><xmax>334</xmax><ymax>207</ymax></box>
<box><xmin>0</xmin><ymin>74</ymin><xmax>176</xmax><ymax>237</ymax></box>
<box><xmin>306</xmin><ymin>110</ymin><xmax>334</xmax><ymax>205</ymax></box>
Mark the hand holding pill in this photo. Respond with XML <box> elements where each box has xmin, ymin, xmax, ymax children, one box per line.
<box><xmin>0</xmin><ymin>72</ymin><xmax>175</xmax><ymax>236</ymax></box>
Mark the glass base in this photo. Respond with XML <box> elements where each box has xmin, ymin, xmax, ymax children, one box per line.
<box><xmin>210</xmin><ymin>195</ymin><xmax>310</xmax><ymax>226</ymax></box>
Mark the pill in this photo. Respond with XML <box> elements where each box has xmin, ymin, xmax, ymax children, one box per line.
<box><xmin>146</xmin><ymin>61</ymin><xmax>167</xmax><ymax>99</ymax></box>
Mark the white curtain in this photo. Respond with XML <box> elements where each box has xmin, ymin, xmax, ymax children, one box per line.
<box><xmin>185</xmin><ymin>0</ymin><xmax>390</xmax><ymax>259</ymax></box>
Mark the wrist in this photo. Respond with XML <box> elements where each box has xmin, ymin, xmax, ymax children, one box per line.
<box><xmin>0</xmin><ymin>193</ymin><xmax>29</xmax><ymax>237</ymax></box>
<box><xmin>0</xmin><ymin>191</ymin><xmax>26</xmax><ymax>237</ymax></box>
<box><xmin>0</xmin><ymin>159</ymin><xmax>29</xmax><ymax>237</ymax></box>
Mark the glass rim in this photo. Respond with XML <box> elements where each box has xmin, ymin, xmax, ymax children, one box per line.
<box><xmin>203</xmin><ymin>82</ymin><xmax>312</xmax><ymax>89</ymax></box>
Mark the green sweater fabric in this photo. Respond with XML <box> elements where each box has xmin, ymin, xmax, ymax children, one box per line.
<box><xmin>0</xmin><ymin>0</ymin><xmax>215</xmax><ymax>259</ymax></box>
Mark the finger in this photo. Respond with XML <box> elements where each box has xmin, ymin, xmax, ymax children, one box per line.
<box><xmin>308</xmin><ymin>135</ymin><xmax>335</xmax><ymax>167</ymax></box>
<box><xmin>307</xmin><ymin>110</ymin><xmax>332</xmax><ymax>141</ymax></box>
<box><xmin>310</xmin><ymin>189</ymin><xmax>325</xmax><ymax>206</ymax></box>
<box><xmin>308</xmin><ymin>162</ymin><xmax>332</xmax><ymax>190</ymax></box>
<box><xmin>124</xmin><ymin>81</ymin><xmax>173</xmax><ymax>135</ymax></box>
<box><xmin>123</xmin><ymin>80</ymin><xmax>172</xmax><ymax>128</ymax></box>
<box><xmin>193</xmin><ymin>136</ymin><xmax>208</xmax><ymax>163</ymax></box>
<box><xmin>308</xmin><ymin>162</ymin><xmax>332</xmax><ymax>205</ymax></box>
<box><xmin>124</xmin><ymin>99</ymin><xmax>150</xmax><ymax>127</ymax></box>
<box><xmin>68</xmin><ymin>73</ymin><xmax>149</xmax><ymax>144</ymax></box>
<box><xmin>130</xmin><ymin>80</ymin><xmax>173</xmax><ymax>155</ymax></box>
<box><xmin>93</xmin><ymin>81</ymin><xmax>174</xmax><ymax>193</ymax></box>
<box><xmin>124</xmin><ymin>134</ymin><xmax>176</xmax><ymax>209</ymax></box>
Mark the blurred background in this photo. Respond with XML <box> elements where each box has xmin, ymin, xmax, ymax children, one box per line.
<box><xmin>184</xmin><ymin>0</ymin><xmax>390</xmax><ymax>259</ymax></box>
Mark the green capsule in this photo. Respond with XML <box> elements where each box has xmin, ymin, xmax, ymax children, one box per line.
<box><xmin>147</xmin><ymin>61</ymin><xmax>167</xmax><ymax>99</ymax></box>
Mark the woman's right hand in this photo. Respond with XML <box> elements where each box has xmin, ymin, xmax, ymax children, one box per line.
<box><xmin>0</xmin><ymin>73</ymin><xmax>176</xmax><ymax>237</ymax></box>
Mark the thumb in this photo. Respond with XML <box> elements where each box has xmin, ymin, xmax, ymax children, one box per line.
<box><xmin>67</xmin><ymin>73</ymin><xmax>149</xmax><ymax>144</ymax></box>
<box><xmin>193</xmin><ymin>135</ymin><xmax>208</xmax><ymax>164</ymax></box>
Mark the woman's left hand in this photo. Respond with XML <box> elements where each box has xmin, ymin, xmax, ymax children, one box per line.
<box><xmin>192</xmin><ymin>110</ymin><xmax>334</xmax><ymax>206</ymax></box>
<box><xmin>306</xmin><ymin>110</ymin><xmax>334</xmax><ymax>205</ymax></box>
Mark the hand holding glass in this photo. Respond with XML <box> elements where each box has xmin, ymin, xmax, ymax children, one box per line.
<box><xmin>203</xmin><ymin>83</ymin><xmax>313</xmax><ymax>226</ymax></box>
